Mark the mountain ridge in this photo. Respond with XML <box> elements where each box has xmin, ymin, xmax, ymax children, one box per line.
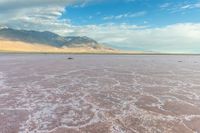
<box><xmin>0</xmin><ymin>39</ymin><xmax>119</xmax><ymax>53</ymax></box>
<box><xmin>0</xmin><ymin>28</ymin><xmax>102</xmax><ymax>49</ymax></box>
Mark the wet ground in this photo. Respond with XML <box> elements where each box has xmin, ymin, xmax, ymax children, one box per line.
<box><xmin>0</xmin><ymin>54</ymin><xmax>200</xmax><ymax>133</ymax></box>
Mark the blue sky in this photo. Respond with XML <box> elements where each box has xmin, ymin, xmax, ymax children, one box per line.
<box><xmin>0</xmin><ymin>0</ymin><xmax>200</xmax><ymax>53</ymax></box>
<box><xmin>63</xmin><ymin>0</ymin><xmax>200</xmax><ymax>26</ymax></box>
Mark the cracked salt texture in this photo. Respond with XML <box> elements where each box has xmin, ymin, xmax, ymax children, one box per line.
<box><xmin>0</xmin><ymin>54</ymin><xmax>200</xmax><ymax>133</ymax></box>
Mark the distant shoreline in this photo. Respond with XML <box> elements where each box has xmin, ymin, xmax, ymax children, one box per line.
<box><xmin>1</xmin><ymin>39</ymin><xmax>199</xmax><ymax>56</ymax></box>
<box><xmin>0</xmin><ymin>51</ymin><xmax>200</xmax><ymax>56</ymax></box>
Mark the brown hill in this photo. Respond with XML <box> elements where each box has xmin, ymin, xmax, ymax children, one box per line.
<box><xmin>0</xmin><ymin>39</ymin><xmax>119</xmax><ymax>54</ymax></box>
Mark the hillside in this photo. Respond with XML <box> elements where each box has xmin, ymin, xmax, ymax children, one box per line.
<box><xmin>0</xmin><ymin>39</ymin><xmax>118</xmax><ymax>53</ymax></box>
<box><xmin>0</xmin><ymin>28</ymin><xmax>143</xmax><ymax>54</ymax></box>
<box><xmin>0</xmin><ymin>28</ymin><xmax>100</xmax><ymax>48</ymax></box>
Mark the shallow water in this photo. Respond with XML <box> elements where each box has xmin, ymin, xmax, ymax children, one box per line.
<box><xmin>0</xmin><ymin>54</ymin><xmax>200</xmax><ymax>133</ymax></box>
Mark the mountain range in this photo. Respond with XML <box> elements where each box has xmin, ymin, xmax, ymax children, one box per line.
<box><xmin>0</xmin><ymin>28</ymin><xmax>119</xmax><ymax>53</ymax></box>
<box><xmin>0</xmin><ymin>28</ymin><xmax>101</xmax><ymax>48</ymax></box>
<box><xmin>0</xmin><ymin>28</ymin><xmax>144</xmax><ymax>54</ymax></box>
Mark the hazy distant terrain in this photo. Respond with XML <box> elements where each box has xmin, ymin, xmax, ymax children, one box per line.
<box><xmin>0</xmin><ymin>39</ymin><xmax>118</xmax><ymax>53</ymax></box>
<box><xmin>0</xmin><ymin>28</ymin><xmax>119</xmax><ymax>53</ymax></box>
<box><xmin>0</xmin><ymin>28</ymin><xmax>99</xmax><ymax>47</ymax></box>
<box><xmin>0</xmin><ymin>54</ymin><xmax>200</xmax><ymax>133</ymax></box>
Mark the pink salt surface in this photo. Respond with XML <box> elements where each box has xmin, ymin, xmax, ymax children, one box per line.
<box><xmin>0</xmin><ymin>54</ymin><xmax>200</xmax><ymax>133</ymax></box>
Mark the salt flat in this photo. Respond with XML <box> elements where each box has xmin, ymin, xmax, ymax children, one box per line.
<box><xmin>0</xmin><ymin>54</ymin><xmax>200</xmax><ymax>133</ymax></box>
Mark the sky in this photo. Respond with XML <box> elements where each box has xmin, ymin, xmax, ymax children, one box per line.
<box><xmin>0</xmin><ymin>0</ymin><xmax>200</xmax><ymax>53</ymax></box>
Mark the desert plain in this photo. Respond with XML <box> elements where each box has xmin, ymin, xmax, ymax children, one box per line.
<box><xmin>0</xmin><ymin>54</ymin><xmax>200</xmax><ymax>133</ymax></box>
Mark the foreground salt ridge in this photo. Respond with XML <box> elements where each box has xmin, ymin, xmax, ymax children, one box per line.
<box><xmin>0</xmin><ymin>55</ymin><xmax>200</xmax><ymax>133</ymax></box>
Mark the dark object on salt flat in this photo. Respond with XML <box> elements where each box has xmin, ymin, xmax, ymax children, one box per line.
<box><xmin>67</xmin><ymin>57</ymin><xmax>73</xmax><ymax>60</ymax></box>
<box><xmin>178</xmin><ymin>61</ymin><xmax>183</xmax><ymax>62</ymax></box>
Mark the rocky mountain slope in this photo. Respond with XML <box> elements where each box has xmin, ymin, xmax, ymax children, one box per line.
<box><xmin>0</xmin><ymin>28</ymin><xmax>102</xmax><ymax>49</ymax></box>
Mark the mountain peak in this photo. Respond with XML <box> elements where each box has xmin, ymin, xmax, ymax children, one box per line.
<box><xmin>0</xmin><ymin>28</ymin><xmax>100</xmax><ymax>49</ymax></box>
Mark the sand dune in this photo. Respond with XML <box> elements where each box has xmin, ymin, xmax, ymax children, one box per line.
<box><xmin>0</xmin><ymin>39</ymin><xmax>121</xmax><ymax>54</ymax></box>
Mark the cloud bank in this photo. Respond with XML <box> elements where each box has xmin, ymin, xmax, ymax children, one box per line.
<box><xmin>1</xmin><ymin>0</ymin><xmax>200</xmax><ymax>53</ymax></box>
<box><xmin>73</xmin><ymin>23</ymin><xmax>200</xmax><ymax>53</ymax></box>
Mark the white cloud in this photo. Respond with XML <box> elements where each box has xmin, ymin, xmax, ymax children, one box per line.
<box><xmin>1</xmin><ymin>0</ymin><xmax>200</xmax><ymax>53</ymax></box>
<box><xmin>180</xmin><ymin>2</ymin><xmax>200</xmax><ymax>9</ymax></box>
<box><xmin>160</xmin><ymin>3</ymin><xmax>171</xmax><ymax>9</ymax></box>
<box><xmin>160</xmin><ymin>1</ymin><xmax>200</xmax><ymax>13</ymax></box>
<box><xmin>71</xmin><ymin>23</ymin><xmax>200</xmax><ymax>53</ymax></box>
<box><xmin>0</xmin><ymin>0</ymin><xmax>88</xmax><ymax>34</ymax></box>
<box><xmin>103</xmin><ymin>11</ymin><xmax>146</xmax><ymax>20</ymax></box>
